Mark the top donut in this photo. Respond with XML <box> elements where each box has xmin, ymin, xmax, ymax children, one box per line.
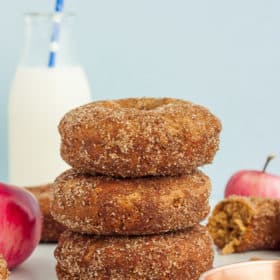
<box><xmin>59</xmin><ymin>98</ymin><xmax>222</xmax><ymax>177</ymax></box>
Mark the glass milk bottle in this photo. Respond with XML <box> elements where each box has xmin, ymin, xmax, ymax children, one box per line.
<box><xmin>8</xmin><ymin>13</ymin><xmax>92</xmax><ymax>186</ymax></box>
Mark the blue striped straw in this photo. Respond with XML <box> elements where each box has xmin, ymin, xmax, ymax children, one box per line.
<box><xmin>48</xmin><ymin>0</ymin><xmax>64</xmax><ymax>67</ymax></box>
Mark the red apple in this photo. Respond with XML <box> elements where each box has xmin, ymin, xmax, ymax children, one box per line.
<box><xmin>224</xmin><ymin>155</ymin><xmax>280</xmax><ymax>198</ymax></box>
<box><xmin>0</xmin><ymin>182</ymin><xmax>42</xmax><ymax>269</ymax></box>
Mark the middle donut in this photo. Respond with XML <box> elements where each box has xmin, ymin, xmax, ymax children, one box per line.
<box><xmin>51</xmin><ymin>169</ymin><xmax>211</xmax><ymax>235</ymax></box>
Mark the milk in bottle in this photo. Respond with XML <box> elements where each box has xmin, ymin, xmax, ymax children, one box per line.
<box><xmin>8</xmin><ymin>13</ymin><xmax>92</xmax><ymax>186</ymax></box>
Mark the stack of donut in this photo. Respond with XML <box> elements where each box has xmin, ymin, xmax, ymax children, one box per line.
<box><xmin>51</xmin><ymin>97</ymin><xmax>222</xmax><ymax>280</ymax></box>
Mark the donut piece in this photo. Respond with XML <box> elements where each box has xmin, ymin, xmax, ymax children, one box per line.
<box><xmin>51</xmin><ymin>169</ymin><xmax>211</xmax><ymax>235</ymax></box>
<box><xmin>0</xmin><ymin>255</ymin><xmax>9</xmax><ymax>280</ymax></box>
<box><xmin>208</xmin><ymin>196</ymin><xmax>280</xmax><ymax>254</ymax></box>
<box><xmin>26</xmin><ymin>184</ymin><xmax>66</xmax><ymax>242</ymax></box>
<box><xmin>59</xmin><ymin>98</ymin><xmax>221</xmax><ymax>177</ymax></box>
<box><xmin>55</xmin><ymin>225</ymin><xmax>214</xmax><ymax>280</ymax></box>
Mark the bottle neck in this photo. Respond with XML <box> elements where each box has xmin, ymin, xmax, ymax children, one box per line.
<box><xmin>20</xmin><ymin>13</ymin><xmax>78</xmax><ymax>67</ymax></box>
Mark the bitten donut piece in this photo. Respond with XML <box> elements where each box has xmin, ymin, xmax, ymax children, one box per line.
<box><xmin>59</xmin><ymin>97</ymin><xmax>221</xmax><ymax>177</ymax></box>
<box><xmin>0</xmin><ymin>255</ymin><xmax>9</xmax><ymax>280</ymax></box>
<box><xmin>26</xmin><ymin>184</ymin><xmax>66</xmax><ymax>242</ymax></box>
<box><xmin>55</xmin><ymin>225</ymin><xmax>214</xmax><ymax>280</ymax></box>
<box><xmin>207</xmin><ymin>196</ymin><xmax>280</xmax><ymax>254</ymax></box>
<box><xmin>51</xmin><ymin>169</ymin><xmax>211</xmax><ymax>235</ymax></box>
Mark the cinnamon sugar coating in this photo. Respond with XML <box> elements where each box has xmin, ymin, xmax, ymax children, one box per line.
<box><xmin>0</xmin><ymin>255</ymin><xmax>9</xmax><ymax>280</ymax></box>
<box><xmin>56</xmin><ymin>266</ymin><xmax>78</xmax><ymax>280</ymax></box>
<box><xmin>51</xmin><ymin>169</ymin><xmax>211</xmax><ymax>235</ymax></box>
<box><xmin>55</xmin><ymin>225</ymin><xmax>213</xmax><ymax>280</ymax></box>
<box><xmin>59</xmin><ymin>98</ymin><xmax>221</xmax><ymax>177</ymax></box>
<box><xmin>26</xmin><ymin>184</ymin><xmax>66</xmax><ymax>242</ymax></box>
<box><xmin>207</xmin><ymin>196</ymin><xmax>280</xmax><ymax>254</ymax></box>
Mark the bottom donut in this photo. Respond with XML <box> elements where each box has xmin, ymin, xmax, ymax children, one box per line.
<box><xmin>56</xmin><ymin>266</ymin><xmax>76</xmax><ymax>280</ymax></box>
<box><xmin>55</xmin><ymin>225</ymin><xmax>213</xmax><ymax>280</ymax></box>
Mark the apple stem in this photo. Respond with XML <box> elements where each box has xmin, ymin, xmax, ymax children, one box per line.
<box><xmin>262</xmin><ymin>154</ymin><xmax>276</xmax><ymax>172</ymax></box>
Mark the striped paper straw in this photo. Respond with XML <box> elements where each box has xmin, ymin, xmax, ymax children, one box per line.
<box><xmin>48</xmin><ymin>0</ymin><xmax>64</xmax><ymax>67</ymax></box>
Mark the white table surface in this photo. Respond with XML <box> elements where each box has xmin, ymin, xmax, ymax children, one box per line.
<box><xmin>9</xmin><ymin>244</ymin><xmax>280</xmax><ymax>280</ymax></box>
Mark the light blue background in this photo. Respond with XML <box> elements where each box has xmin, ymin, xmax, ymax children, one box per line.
<box><xmin>1</xmin><ymin>0</ymin><xmax>280</xmax><ymax>200</ymax></box>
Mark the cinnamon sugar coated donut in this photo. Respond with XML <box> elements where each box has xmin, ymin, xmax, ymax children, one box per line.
<box><xmin>51</xmin><ymin>169</ymin><xmax>211</xmax><ymax>235</ymax></box>
<box><xmin>55</xmin><ymin>225</ymin><xmax>213</xmax><ymax>280</ymax></box>
<box><xmin>0</xmin><ymin>255</ymin><xmax>9</xmax><ymax>280</ymax></box>
<box><xmin>26</xmin><ymin>184</ymin><xmax>66</xmax><ymax>242</ymax></box>
<box><xmin>59</xmin><ymin>98</ymin><xmax>221</xmax><ymax>177</ymax></box>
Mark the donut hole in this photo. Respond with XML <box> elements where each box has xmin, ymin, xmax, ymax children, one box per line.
<box><xmin>207</xmin><ymin>200</ymin><xmax>252</xmax><ymax>254</ymax></box>
<box><xmin>117</xmin><ymin>98</ymin><xmax>173</xmax><ymax>111</ymax></box>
